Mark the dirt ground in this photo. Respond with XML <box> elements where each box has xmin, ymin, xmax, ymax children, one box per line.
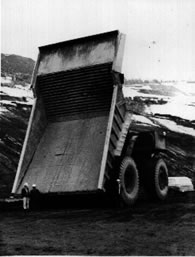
<box><xmin>1</xmin><ymin>192</ymin><xmax>195</xmax><ymax>256</ymax></box>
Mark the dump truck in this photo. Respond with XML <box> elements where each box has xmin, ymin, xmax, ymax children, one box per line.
<box><xmin>12</xmin><ymin>30</ymin><xmax>169</xmax><ymax>205</ymax></box>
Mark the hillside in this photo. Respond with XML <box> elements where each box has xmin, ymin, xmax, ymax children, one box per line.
<box><xmin>1</xmin><ymin>53</ymin><xmax>35</xmax><ymax>84</ymax></box>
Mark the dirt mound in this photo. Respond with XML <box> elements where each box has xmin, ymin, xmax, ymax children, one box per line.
<box><xmin>0</xmin><ymin>104</ymin><xmax>31</xmax><ymax>197</ymax></box>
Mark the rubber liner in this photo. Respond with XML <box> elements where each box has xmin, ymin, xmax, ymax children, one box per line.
<box><xmin>37</xmin><ymin>62</ymin><xmax>113</xmax><ymax>119</ymax></box>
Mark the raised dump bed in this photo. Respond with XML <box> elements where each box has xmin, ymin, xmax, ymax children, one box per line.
<box><xmin>12</xmin><ymin>30</ymin><xmax>127</xmax><ymax>195</ymax></box>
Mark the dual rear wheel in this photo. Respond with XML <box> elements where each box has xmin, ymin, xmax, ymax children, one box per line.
<box><xmin>119</xmin><ymin>156</ymin><xmax>169</xmax><ymax>206</ymax></box>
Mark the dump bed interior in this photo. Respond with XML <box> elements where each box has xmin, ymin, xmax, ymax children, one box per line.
<box><xmin>12</xmin><ymin>30</ymin><xmax>126</xmax><ymax>194</ymax></box>
<box><xmin>20</xmin><ymin>117</ymin><xmax>108</xmax><ymax>192</ymax></box>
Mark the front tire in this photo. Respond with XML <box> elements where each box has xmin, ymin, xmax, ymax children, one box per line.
<box><xmin>119</xmin><ymin>157</ymin><xmax>140</xmax><ymax>206</ymax></box>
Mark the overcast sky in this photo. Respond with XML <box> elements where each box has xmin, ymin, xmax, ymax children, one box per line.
<box><xmin>1</xmin><ymin>0</ymin><xmax>195</xmax><ymax>80</ymax></box>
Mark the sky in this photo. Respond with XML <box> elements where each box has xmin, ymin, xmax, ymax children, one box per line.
<box><xmin>1</xmin><ymin>0</ymin><xmax>195</xmax><ymax>80</ymax></box>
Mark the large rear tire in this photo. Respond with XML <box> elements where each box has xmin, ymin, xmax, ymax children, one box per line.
<box><xmin>119</xmin><ymin>157</ymin><xmax>140</xmax><ymax>206</ymax></box>
<box><xmin>146</xmin><ymin>157</ymin><xmax>169</xmax><ymax>200</ymax></box>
